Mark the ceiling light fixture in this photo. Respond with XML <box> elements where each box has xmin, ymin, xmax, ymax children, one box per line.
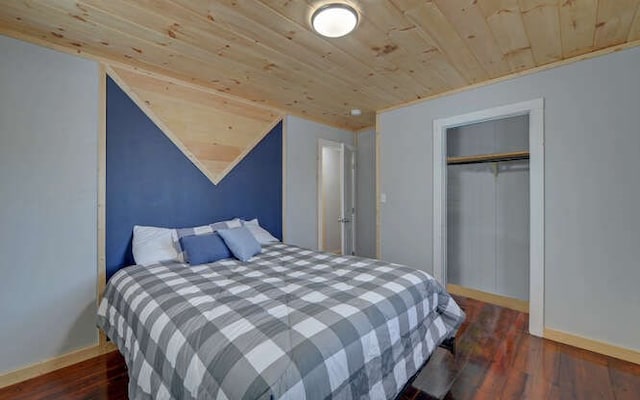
<box><xmin>311</xmin><ymin>3</ymin><xmax>359</xmax><ymax>38</ymax></box>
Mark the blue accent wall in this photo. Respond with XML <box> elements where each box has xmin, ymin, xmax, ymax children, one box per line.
<box><xmin>106</xmin><ymin>77</ymin><xmax>282</xmax><ymax>278</ymax></box>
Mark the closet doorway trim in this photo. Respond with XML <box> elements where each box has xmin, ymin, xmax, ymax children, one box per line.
<box><xmin>432</xmin><ymin>98</ymin><xmax>544</xmax><ymax>337</ymax></box>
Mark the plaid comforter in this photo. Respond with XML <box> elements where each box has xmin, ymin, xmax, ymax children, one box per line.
<box><xmin>97</xmin><ymin>243</ymin><xmax>465</xmax><ymax>400</ymax></box>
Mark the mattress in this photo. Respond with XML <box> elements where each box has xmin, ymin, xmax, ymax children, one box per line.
<box><xmin>97</xmin><ymin>243</ymin><xmax>465</xmax><ymax>399</ymax></box>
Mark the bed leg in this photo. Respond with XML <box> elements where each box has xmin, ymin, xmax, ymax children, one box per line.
<box><xmin>439</xmin><ymin>337</ymin><xmax>456</xmax><ymax>355</ymax></box>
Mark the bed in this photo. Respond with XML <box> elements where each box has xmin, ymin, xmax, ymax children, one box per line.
<box><xmin>97</xmin><ymin>242</ymin><xmax>465</xmax><ymax>399</ymax></box>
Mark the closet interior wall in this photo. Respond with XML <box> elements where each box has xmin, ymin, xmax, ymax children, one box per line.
<box><xmin>447</xmin><ymin>115</ymin><xmax>530</xmax><ymax>301</ymax></box>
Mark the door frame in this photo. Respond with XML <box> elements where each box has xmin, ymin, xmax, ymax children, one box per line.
<box><xmin>432</xmin><ymin>98</ymin><xmax>545</xmax><ymax>337</ymax></box>
<box><xmin>340</xmin><ymin>143</ymin><xmax>357</xmax><ymax>255</ymax></box>
<box><xmin>317</xmin><ymin>139</ymin><xmax>356</xmax><ymax>254</ymax></box>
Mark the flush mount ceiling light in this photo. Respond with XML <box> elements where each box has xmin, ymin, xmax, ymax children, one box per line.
<box><xmin>311</xmin><ymin>3</ymin><xmax>359</xmax><ymax>38</ymax></box>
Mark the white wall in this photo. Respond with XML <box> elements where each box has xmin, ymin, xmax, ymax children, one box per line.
<box><xmin>0</xmin><ymin>35</ymin><xmax>99</xmax><ymax>373</ymax></box>
<box><xmin>378</xmin><ymin>46</ymin><xmax>640</xmax><ymax>351</ymax></box>
<box><xmin>356</xmin><ymin>129</ymin><xmax>377</xmax><ymax>258</ymax></box>
<box><xmin>284</xmin><ymin>115</ymin><xmax>353</xmax><ymax>249</ymax></box>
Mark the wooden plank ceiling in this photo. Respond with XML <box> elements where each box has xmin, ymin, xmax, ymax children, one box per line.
<box><xmin>1</xmin><ymin>0</ymin><xmax>640</xmax><ymax>130</ymax></box>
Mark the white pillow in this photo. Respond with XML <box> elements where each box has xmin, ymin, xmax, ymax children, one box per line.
<box><xmin>132</xmin><ymin>225</ymin><xmax>183</xmax><ymax>266</ymax></box>
<box><xmin>242</xmin><ymin>219</ymin><xmax>279</xmax><ymax>244</ymax></box>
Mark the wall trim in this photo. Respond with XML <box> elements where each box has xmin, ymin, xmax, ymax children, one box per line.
<box><xmin>375</xmin><ymin>113</ymin><xmax>382</xmax><ymax>260</ymax></box>
<box><xmin>447</xmin><ymin>284</ymin><xmax>529</xmax><ymax>313</ymax></box>
<box><xmin>0</xmin><ymin>343</ymin><xmax>117</xmax><ymax>389</ymax></box>
<box><xmin>544</xmin><ymin>328</ymin><xmax>640</xmax><ymax>365</ymax></box>
<box><xmin>379</xmin><ymin>39</ymin><xmax>640</xmax><ymax>114</ymax></box>
<box><xmin>97</xmin><ymin>64</ymin><xmax>107</xmax><ymax>346</ymax></box>
<box><xmin>281</xmin><ymin>117</ymin><xmax>288</xmax><ymax>242</ymax></box>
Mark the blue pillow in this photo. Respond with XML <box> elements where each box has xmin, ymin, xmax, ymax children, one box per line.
<box><xmin>217</xmin><ymin>226</ymin><xmax>262</xmax><ymax>262</ymax></box>
<box><xmin>178</xmin><ymin>233</ymin><xmax>232</xmax><ymax>265</ymax></box>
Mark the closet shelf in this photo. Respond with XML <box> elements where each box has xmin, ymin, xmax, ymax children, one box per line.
<box><xmin>447</xmin><ymin>150</ymin><xmax>529</xmax><ymax>165</ymax></box>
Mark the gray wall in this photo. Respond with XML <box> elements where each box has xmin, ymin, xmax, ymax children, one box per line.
<box><xmin>356</xmin><ymin>129</ymin><xmax>377</xmax><ymax>258</ymax></box>
<box><xmin>0</xmin><ymin>35</ymin><xmax>99</xmax><ymax>373</ymax></box>
<box><xmin>284</xmin><ymin>115</ymin><xmax>353</xmax><ymax>249</ymax></box>
<box><xmin>379</xmin><ymin>46</ymin><xmax>640</xmax><ymax>351</ymax></box>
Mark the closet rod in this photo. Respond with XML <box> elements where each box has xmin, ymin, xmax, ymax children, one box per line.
<box><xmin>447</xmin><ymin>150</ymin><xmax>530</xmax><ymax>165</ymax></box>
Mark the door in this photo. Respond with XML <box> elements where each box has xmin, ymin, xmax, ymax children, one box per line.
<box><xmin>340</xmin><ymin>143</ymin><xmax>356</xmax><ymax>255</ymax></box>
<box><xmin>318</xmin><ymin>140</ymin><xmax>356</xmax><ymax>255</ymax></box>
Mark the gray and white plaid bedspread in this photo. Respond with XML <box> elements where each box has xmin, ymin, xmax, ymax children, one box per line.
<box><xmin>97</xmin><ymin>243</ymin><xmax>465</xmax><ymax>400</ymax></box>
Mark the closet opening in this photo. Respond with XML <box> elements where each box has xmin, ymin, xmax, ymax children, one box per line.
<box><xmin>446</xmin><ymin>115</ymin><xmax>530</xmax><ymax>313</ymax></box>
<box><xmin>433</xmin><ymin>99</ymin><xmax>544</xmax><ymax>337</ymax></box>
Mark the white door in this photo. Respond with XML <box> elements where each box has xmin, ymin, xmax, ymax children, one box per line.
<box><xmin>340</xmin><ymin>144</ymin><xmax>356</xmax><ymax>255</ymax></box>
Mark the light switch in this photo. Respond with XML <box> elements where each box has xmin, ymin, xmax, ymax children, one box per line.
<box><xmin>380</xmin><ymin>193</ymin><xmax>387</xmax><ymax>203</ymax></box>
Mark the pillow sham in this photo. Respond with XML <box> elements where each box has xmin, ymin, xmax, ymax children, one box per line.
<box><xmin>225</xmin><ymin>218</ymin><xmax>243</xmax><ymax>228</ymax></box>
<box><xmin>217</xmin><ymin>226</ymin><xmax>262</xmax><ymax>262</ymax></box>
<box><xmin>132</xmin><ymin>225</ymin><xmax>183</xmax><ymax>266</ymax></box>
<box><xmin>179</xmin><ymin>232</ymin><xmax>232</xmax><ymax>265</ymax></box>
<box><xmin>242</xmin><ymin>218</ymin><xmax>279</xmax><ymax>244</ymax></box>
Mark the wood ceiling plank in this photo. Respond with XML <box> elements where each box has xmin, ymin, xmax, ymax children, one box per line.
<box><xmin>1</xmin><ymin>1</ymin><xmax>267</xmax><ymax>97</ymax></box>
<box><xmin>349</xmin><ymin>16</ymin><xmax>452</xmax><ymax>94</ymax></box>
<box><xmin>139</xmin><ymin>0</ymin><xmax>386</xmax><ymax>128</ymax></box>
<box><xmin>1</xmin><ymin>0</ymin><xmax>372</xmax><ymax>129</ymax></box>
<box><xmin>96</xmin><ymin>49</ymin><xmax>281</xmax><ymax>125</ymax></box>
<box><xmin>234</xmin><ymin>0</ymin><xmax>421</xmax><ymax>102</ymax></box>
<box><xmin>393</xmin><ymin>0</ymin><xmax>489</xmax><ymax>84</ymax></box>
<box><xmin>365</xmin><ymin>1</ymin><xmax>468</xmax><ymax>90</ymax></box>
<box><xmin>258</xmin><ymin>0</ymin><xmax>430</xmax><ymax>101</ymax></box>
<box><xmin>1</xmin><ymin>0</ymin><xmax>638</xmax><ymax>131</ymax></box>
<box><xmin>98</xmin><ymin>0</ymin><xmax>389</xmax><ymax>108</ymax></box>
<box><xmin>141</xmin><ymin>95</ymin><xmax>272</xmax><ymax>148</ymax></box>
<box><xmin>0</xmin><ymin>15</ymin><xmax>214</xmax><ymax>102</ymax></box>
<box><xmin>594</xmin><ymin>0</ymin><xmax>640</xmax><ymax>49</ymax></box>
<box><xmin>81</xmin><ymin>0</ymin><xmax>381</xmax><ymax>113</ymax></box>
<box><xmin>185</xmin><ymin>141</ymin><xmax>242</xmax><ymax>163</ymax></box>
<box><xmin>0</xmin><ymin>5</ymin><xmax>291</xmax><ymax>120</ymax></box>
<box><xmin>433</xmin><ymin>0</ymin><xmax>512</xmax><ymax>77</ymax></box>
<box><xmin>477</xmin><ymin>0</ymin><xmax>536</xmax><ymax>71</ymax></box>
<box><xmin>559</xmin><ymin>0</ymin><xmax>598</xmax><ymax>57</ymax></box>
<box><xmin>387</xmin><ymin>27</ymin><xmax>468</xmax><ymax>90</ymax></box>
<box><xmin>187</xmin><ymin>0</ymin><xmax>406</xmax><ymax>104</ymax></box>
<box><xmin>518</xmin><ymin>0</ymin><xmax>563</xmax><ymax>65</ymax></box>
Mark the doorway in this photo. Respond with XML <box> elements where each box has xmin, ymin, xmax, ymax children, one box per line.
<box><xmin>447</xmin><ymin>115</ymin><xmax>530</xmax><ymax>306</ymax></box>
<box><xmin>317</xmin><ymin>139</ymin><xmax>356</xmax><ymax>255</ymax></box>
<box><xmin>433</xmin><ymin>99</ymin><xmax>544</xmax><ymax>337</ymax></box>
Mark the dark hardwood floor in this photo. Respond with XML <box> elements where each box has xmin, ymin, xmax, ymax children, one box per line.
<box><xmin>2</xmin><ymin>296</ymin><xmax>639</xmax><ymax>399</ymax></box>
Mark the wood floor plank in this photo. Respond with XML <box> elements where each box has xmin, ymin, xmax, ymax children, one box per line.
<box><xmin>1</xmin><ymin>296</ymin><xmax>639</xmax><ymax>399</ymax></box>
<box><xmin>610</xmin><ymin>358</ymin><xmax>640</xmax><ymax>400</ymax></box>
